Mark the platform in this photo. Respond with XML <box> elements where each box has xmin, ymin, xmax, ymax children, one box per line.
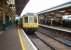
<box><xmin>39</xmin><ymin>24</ymin><xmax>71</xmax><ymax>33</ymax></box>
<box><xmin>0</xmin><ymin>26</ymin><xmax>22</xmax><ymax>50</ymax></box>
<box><xmin>0</xmin><ymin>25</ymin><xmax>38</xmax><ymax>50</ymax></box>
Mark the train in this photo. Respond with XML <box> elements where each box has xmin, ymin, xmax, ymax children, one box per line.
<box><xmin>21</xmin><ymin>13</ymin><xmax>39</xmax><ymax>33</ymax></box>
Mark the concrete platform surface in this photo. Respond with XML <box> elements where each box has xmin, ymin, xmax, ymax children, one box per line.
<box><xmin>0</xmin><ymin>26</ymin><xmax>21</xmax><ymax>50</ymax></box>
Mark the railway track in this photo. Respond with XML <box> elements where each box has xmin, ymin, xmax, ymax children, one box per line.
<box><xmin>27</xmin><ymin>34</ymin><xmax>52</xmax><ymax>50</ymax></box>
<box><xmin>25</xmin><ymin>27</ymin><xmax>71</xmax><ymax>50</ymax></box>
<box><xmin>27</xmin><ymin>31</ymin><xmax>71</xmax><ymax>50</ymax></box>
<box><xmin>38</xmin><ymin>27</ymin><xmax>71</xmax><ymax>47</ymax></box>
<box><xmin>35</xmin><ymin>31</ymin><xmax>71</xmax><ymax>50</ymax></box>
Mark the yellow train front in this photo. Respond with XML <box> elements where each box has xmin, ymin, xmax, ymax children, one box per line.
<box><xmin>22</xmin><ymin>13</ymin><xmax>39</xmax><ymax>33</ymax></box>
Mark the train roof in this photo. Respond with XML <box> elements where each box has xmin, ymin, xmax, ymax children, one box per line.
<box><xmin>23</xmin><ymin>13</ymin><xmax>37</xmax><ymax>16</ymax></box>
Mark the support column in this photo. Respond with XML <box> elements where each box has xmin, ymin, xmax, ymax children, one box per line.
<box><xmin>2</xmin><ymin>12</ymin><xmax>6</xmax><ymax>30</ymax></box>
<box><xmin>3</xmin><ymin>13</ymin><xmax>5</xmax><ymax>24</ymax></box>
<box><xmin>12</xmin><ymin>16</ymin><xmax>15</xmax><ymax>24</ymax></box>
<box><xmin>51</xmin><ymin>18</ymin><xmax>54</xmax><ymax>25</ymax></box>
<box><xmin>9</xmin><ymin>16</ymin><xmax>11</xmax><ymax>24</ymax></box>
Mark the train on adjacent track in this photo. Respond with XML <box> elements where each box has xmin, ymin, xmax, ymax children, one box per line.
<box><xmin>21</xmin><ymin>13</ymin><xmax>39</xmax><ymax>33</ymax></box>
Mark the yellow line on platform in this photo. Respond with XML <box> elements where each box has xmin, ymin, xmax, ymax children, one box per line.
<box><xmin>18</xmin><ymin>29</ymin><xmax>26</xmax><ymax>50</ymax></box>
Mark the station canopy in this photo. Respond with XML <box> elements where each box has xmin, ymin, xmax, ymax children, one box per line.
<box><xmin>0</xmin><ymin>0</ymin><xmax>29</xmax><ymax>16</ymax></box>
<box><xmin>37</xmin><ymin>2</ymin><xmax>71</xmax><ymax>16</ymax></box>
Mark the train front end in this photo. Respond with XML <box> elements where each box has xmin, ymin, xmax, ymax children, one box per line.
<box><xmin>22</xmin><ymin>13</ymin><xmax>39</xmax><ymax>33</ymax></box>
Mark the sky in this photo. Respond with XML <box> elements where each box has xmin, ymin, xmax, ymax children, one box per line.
<box><xmin>20</xmin><ymin>0</ymin><xmax>71</xmax><ymax>16</ymax></box>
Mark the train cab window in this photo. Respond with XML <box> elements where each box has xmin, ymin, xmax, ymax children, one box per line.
<box><xmin>34</xmin><ymin>17</ymin><xmax>37</xmax><ymax>23</ymax></box>
<box><xmin>24</xmin><ymin>17</ymin><xmax>28</xmax><ymax>23</ymax></box>
<box><xmin>28</xmin><ymin>16</ymin><xmax>33</xmax><ymax>23</ymax></box>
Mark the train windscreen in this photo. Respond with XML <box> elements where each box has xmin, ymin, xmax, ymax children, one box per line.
<box><xmin>24</xmin><ymin>17</ymin><xmax>28</xmax><ymax>23</ymax></box>
<box><xmin>28</xmin><ymin>16</ymin><xmax>33</xmax><ymax>23</ymax></box>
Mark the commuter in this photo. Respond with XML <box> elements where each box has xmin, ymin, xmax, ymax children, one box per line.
<box><xmin>15</xmin><ymin>19</ymin><xmax>19</xmax><ymax>27</ymax></box>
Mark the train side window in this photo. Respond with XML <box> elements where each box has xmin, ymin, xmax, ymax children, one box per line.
<box><xmin>24</xmin><ymin>17</ymin><xmax>28</xmax><ymax>23</ymax></box>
